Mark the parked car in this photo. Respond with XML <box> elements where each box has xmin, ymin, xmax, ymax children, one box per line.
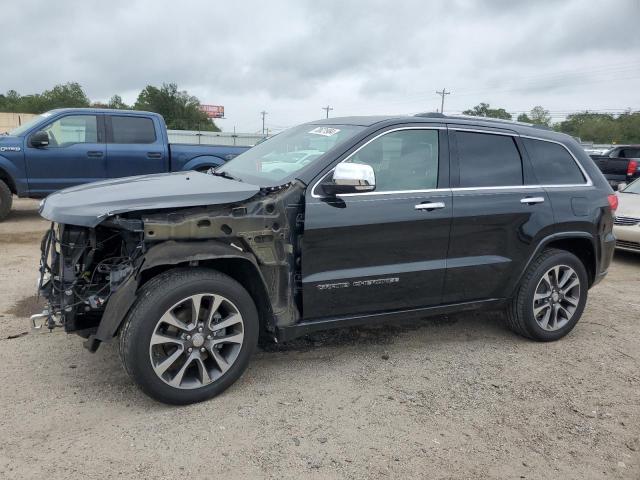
<box><xmin>0</xmin><ymin>108</ymin><xmax>249</xmax><ymax>221</ymax></box>
<box><xmin>33</xmin><ymin>113</ymin><xmax>616</xmax><ymax>404</ymax></box>
<box><xmin>590</xmin><ymin>145</ymin><xmax>640</xmax><ymax>189</ymax></box>
<box><xmin>613</xmin><ymin>178</ymin><xmax>640</xmax><ymax>253</ymax></box>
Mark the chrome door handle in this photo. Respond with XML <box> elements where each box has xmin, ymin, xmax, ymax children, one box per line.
<box><xmin>520</xmin><ymin>196</ymin><xmax>545</xmax><ymax>205</ymax></box>
<box><xmin>415</xmin><ymin>202</ymin><xmax>445</xmax><ymax>211</ymax></box>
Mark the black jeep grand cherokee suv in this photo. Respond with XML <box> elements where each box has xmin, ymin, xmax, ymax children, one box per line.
<box><xmin>35</xmin><ymin>113</ymin><xmax>616</xmax><ymax>404</ymax></box>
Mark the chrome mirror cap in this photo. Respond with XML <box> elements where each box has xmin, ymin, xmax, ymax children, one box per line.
<box><xmin>332</xmin><ymin>162</ymin><xmax>376</xmax><ymax>192</ymax></box>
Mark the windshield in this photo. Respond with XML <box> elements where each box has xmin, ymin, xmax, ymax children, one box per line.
<box><xmin>217</xmin><ymin>124</ymin><xmax>365</xmax><ymax>185</ymax></box>
<box><xmin>8</xmin><ymin>112</ymin><xmax>53</xmax><ymax>136</ymax></box>
<box><xmin>621</xmin><ymin>178</ymin><xmax>640</xmax><ymax>194</ymax></box>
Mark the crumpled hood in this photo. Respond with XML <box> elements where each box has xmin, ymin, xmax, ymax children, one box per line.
<box><xmin>40</xmin><ymin>171</ymin><xmax>260</xmax><ymax>227</ymax></box>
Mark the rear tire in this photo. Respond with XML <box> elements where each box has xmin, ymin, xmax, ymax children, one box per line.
<box><xmin>507</xmin><ymin>248</ymin><xmax>588</xmax><ymax>341</ymax></box>
<box><xmin>0</xmin><ymin>180</ymin><xmax>12</xmax><ymax>222</ymax></box>
<box><xmin>119</xmin><ymin>268</ymin><xmax>259</xmax><ymax>405</ymax></box>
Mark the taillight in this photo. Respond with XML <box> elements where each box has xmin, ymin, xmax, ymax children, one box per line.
<box><xmin>628</xmin><ymin>160</ymin><xmax>638</xmax><ymax>176</ymax></box>
<box><xmin>608</xmin><ymin>194</ymin><xmax>618</xmax><ymax>212</ymax></box>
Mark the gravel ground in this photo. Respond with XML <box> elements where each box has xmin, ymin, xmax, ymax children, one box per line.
<box><xmin>0</xmin><ymin>198</ymin><xmax>638</xmax><ymax>479</ymax></box>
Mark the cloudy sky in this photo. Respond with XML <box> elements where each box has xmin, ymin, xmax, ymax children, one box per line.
<box><xmin>3</xmin><ymin>0</ymin><xmax>640</xmax><ymax>133</ymax></box>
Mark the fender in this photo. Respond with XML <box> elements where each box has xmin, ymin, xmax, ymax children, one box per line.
<box><xmin>0</xmin><ymin>155</ymin><xmax>28</xmax><ymax>196</ymax></box>
<box><xmin>508</xmin><ymin>231</ymin><xmax>596</xmax><ymax>297</ymax></box>
<box><xmin>181</xmin><ymin>155</ymin><xmax>225</xmax><ymax>172</ymax></box>
<box><xmin>84</xmin><ymin>240</ymin><xmax>271</xmax><ymax>351</ymax></box>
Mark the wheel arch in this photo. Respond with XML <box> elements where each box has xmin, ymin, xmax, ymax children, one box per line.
<box><xmin>85</xmin><ymin>240</ymin><xmax>275</xmax><ymax>351</ymax></box>
<box><xmin>511</xmin><ymin>232</ymin><xmax>597</xmax><ymax>298</ymax></box>
<box><xmin>181</xmin><ymin>155</ymin><xmax>225</xmax><ymax>172</ymax></box>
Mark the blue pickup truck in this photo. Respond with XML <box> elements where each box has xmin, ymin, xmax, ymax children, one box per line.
<box><xmin>0</xmin><ymin>108</ymin><xmax>249</xmax><ymax>220</ymax></box>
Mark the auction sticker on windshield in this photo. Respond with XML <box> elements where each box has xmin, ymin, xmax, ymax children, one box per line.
<box><xmin>308</xmin><ymin>127</ymin><xmax>341</xmax><ymax>136</ymax></box>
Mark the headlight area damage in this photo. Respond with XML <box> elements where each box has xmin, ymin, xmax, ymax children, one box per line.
<box><xmin>34</xmin><ymin>182</ymin><xmax>305</xmax><ymax>352</ymax></box>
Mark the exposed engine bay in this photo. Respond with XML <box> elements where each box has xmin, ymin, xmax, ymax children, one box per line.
<box><xmin>36</xmin><ymin>182</ymin><xmax>305</xmax><ymax>347</ymax></box>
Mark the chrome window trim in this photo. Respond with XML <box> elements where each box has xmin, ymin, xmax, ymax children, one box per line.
<box><xmin>310</xmin><ymin>126</ymin><xmax>445</xmax><ymax>199</ymax></box>
<box><xmin>519</xmin><ymin>134</ymin><xmax>593</xmax><ymax>187</ymax></box>
<box><xmin>310</xmin><ymin>127</ymin><xmax>594</xmax><ymax>199</ymax></box>
<box><xmin>451</xmin><ymin>127</ymin><xmax>516</xmax><ymax>136</ymax></box>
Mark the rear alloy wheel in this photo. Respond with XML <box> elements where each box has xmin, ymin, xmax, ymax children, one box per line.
<box><xmin>119</xmin><ymin>268</ymin><xmax>259</xmax><ymax>404</ymax></box>
<box><xmin>531</xmin><ymin>265</ymin><xmax>580</xmax><ymax>331</ymax></box>
<box><xmin>506</xmin><ymin>248</ymin><xmax>588</xmax><ymax>341</ymax></box>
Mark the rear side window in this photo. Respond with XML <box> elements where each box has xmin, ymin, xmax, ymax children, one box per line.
<box><xmin>456</xmin><ymin>131</ymin><xmax>523</xmax><ymax>187</ymax></box>
<box><xmin>110</xmin><ymin>116</ymin><xmax>156</xmax><ymax>144</ymax></box>
<box><xmin>523</xmin><ymin>138</ymin><xmax>585</xmax><ymax>185</ymax></box>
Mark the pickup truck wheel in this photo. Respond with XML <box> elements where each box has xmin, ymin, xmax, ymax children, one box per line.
<box><xmin>506</xmin><ymin>248</ymin><xmax>588</xmax><ymax>341</ymax></box>
<box><xmin>118</xmin><ymin>268</ymin><xmax>259</xmax><ymax>405</ymax></box>
<box><xmin>0</xmin><ymin>180</ymin><xmax>13</xmax><ymax>222</ymax></box>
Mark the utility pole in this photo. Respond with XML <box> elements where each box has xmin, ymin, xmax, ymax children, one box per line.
<box><xmin>435</xmin><ymin>88</ymin><xmax>451</xmax><ymax>114</ymax></box>
<box><xmin>260</xmin><ymin>111</ymin><xmax>268</xmax><ymax>135</ymax></box>
<box><xmin>322</xmin><ymin>105</ymin><xmax>333</xmax><ymax>118</ymax></box>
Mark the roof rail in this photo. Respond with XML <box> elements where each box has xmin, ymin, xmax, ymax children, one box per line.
<box><xmin>414</xmin><ymin>112</ymin><xmax>551</xmax><ymax>130</ymax></box>
<box><xmin>414</xmin><ymin>112</ymin><xmax>445</xmax><ymax>118</ymax></box>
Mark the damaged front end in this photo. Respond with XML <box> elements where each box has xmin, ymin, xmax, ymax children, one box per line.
<box><xmin>34</xmin><ymin>180</ymin><xmax>305</xmax><ymax>351</ymax></box>
<box><xmin>35</xmin><ymin>219</ymin><xmax>144</xmax><ymax>335</ymax></box>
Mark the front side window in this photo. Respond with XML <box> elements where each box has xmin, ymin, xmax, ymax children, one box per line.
<box><xmin>523</xmin><ymin>138</ymin><xmax>585</xmax><ymax>185</ymax></box>
<box><xmin>456</xmin><ymin>131</ymin><xmax>522</xmax><ymax>187</ymax></box>
<box><xmin>110</xmin><ymin>116</ymin><xmax>156</xmax><ymax>144</ymax></box>
<box><xmin>344</xmin><ymin>129</ymin><xmax>439</xmax><ymax>191</ymax></box>
<box><xmin>42</xmin><ymin>115</ymin><xmax>98</xmax><ymax>147</ymax></box>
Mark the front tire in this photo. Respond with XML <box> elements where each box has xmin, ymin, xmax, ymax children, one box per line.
<box><xmin>0</xmin><ymin>180</ymin><xmax>12</xmax><ymax>222</ymax></box>
<box><xmin>119</xmin><ymin>268</ymin><xmax>259</xmax><ymax>405</ymax></box>
<box><xmin>507</xmin><ymin>248</ymin><xmax>588</xmax><ymax>341</ymax></box>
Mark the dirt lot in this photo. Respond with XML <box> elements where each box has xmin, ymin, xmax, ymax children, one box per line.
<box><xmin>0</xmin><ymin>198</ymin><xmax>638</xmax><ymax>479</ymax></box>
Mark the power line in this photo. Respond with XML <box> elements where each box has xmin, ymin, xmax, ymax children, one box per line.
<box><xmin>435</xmin><ymin>88</ymin><xmax>451</xmax><ymax>113</ymax></box>
<box><xmin>322</xmin><ymin>105</ymin><xmax>333</xmax><ymax>118</ymax></box>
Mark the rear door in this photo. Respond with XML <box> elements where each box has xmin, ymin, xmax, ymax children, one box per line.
<box><xmin>302</xmin><ymin>126</ymin><xmax>452</xmax><ymax>319</ymax></box>
<box><xmin>24</xmin><ymin>113</ymin><xmax>105</xmax><ymax>195</ymax></box>
<box><xmin>443</xmin><ymin>127</ymin><xmax>554</xmax><ymax>303</ymax></box>
<box><xmin>105</xmin><ymin>115</ymin><xmax>167</xmax><ymax>178</ymax></box>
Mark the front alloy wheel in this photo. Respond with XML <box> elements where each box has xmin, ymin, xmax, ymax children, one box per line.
<box><xmin>119</xmin><ymin>268</ymin><xmax>259</xmax><ymax>405</ymax></box>
<box><xmin>150</xmin><ymin>294</ymin><xmax>245</xmax><ymax>389</ymax></box>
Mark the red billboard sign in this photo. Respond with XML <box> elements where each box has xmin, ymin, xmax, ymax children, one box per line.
<box><xmin>199</xmin><ymin>105</ymin><xmax>225</xmax><ymax>118</ymax></box>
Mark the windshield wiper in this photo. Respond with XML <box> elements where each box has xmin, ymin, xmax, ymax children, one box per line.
<box><xmin>211</xmin><ymin>169</ymin><xmax>242</xmax><ymax>182</ymax></box>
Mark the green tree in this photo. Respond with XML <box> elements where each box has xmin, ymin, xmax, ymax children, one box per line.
<box><xmin>517</xmin><ymin>106</ymin><xmax>551</xmax><ymax>126</ymax></box>
<box><xmin>462</xmin><ymin>102</ymin><xmax>512</xmax><ymax>120</ymax></box>
<box><xmin>0</xmin><ymin>83</ymin><xmax>90</xmax><ymax>113</ymax></box>
<box><xmin>108</xmin><ymin>94</ymin><xmax>129</xmax><ymax>109</ymax></box>
<box><xmin>133</xmin><ymin>83</ymin><xmax>219</xmax><ymax>131</ymax></box>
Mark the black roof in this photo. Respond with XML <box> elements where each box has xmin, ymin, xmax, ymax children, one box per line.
<box><xmin>308</xmin><ymin>113</ymin><xmax>571</xmax><ymax>143</ymax></box>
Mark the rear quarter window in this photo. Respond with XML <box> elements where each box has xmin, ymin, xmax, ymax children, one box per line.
<box><xmin>110</xmin><ymin>116</ymin><xmax>156</xmax><ymax>144</ymax></box>
<box><xmin>523</xmin><ymin>138</ymin><xmax>585</xmax><ymax>185</ymax></box>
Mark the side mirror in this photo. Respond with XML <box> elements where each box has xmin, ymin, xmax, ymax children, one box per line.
<box><xmin>617</xmin><ymin>182</ymin><xmax>627</xmax><ymax>191</ymax></box>
<box><xmin>322</xmin><ymin>162</ymin><xmax>376</xmax><ymax>196</ymax></box>
<box><xmin>30</xmin><ymin>131</ymin><xmax>49</xmax><ymax>148</ymax></box>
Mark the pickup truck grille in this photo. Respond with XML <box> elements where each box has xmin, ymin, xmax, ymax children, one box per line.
<box><xmin>616</xmin><ymin>240</ymin><xmax>640</xmax><ymax>251</ymax></box>
<box><xmin>614</xmin><ymin>216</ymin><xmax>640</xmax><ymax>226</ymax></box>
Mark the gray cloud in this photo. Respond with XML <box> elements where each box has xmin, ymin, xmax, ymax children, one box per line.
<box><xmin>2</xmin><ymin>0</ymin><xmax>639</xmax><ymax>132</ymax></box>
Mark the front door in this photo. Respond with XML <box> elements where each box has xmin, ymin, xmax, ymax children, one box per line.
<box><xmin>302</xmin><ymin>127</ymin><xmax>452</xmax><ymax>320</ymax></box>
<box><xmin>25</xmin><ymin>114</ymin><xmax>105</xmax><ymax>195</ymax></box>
